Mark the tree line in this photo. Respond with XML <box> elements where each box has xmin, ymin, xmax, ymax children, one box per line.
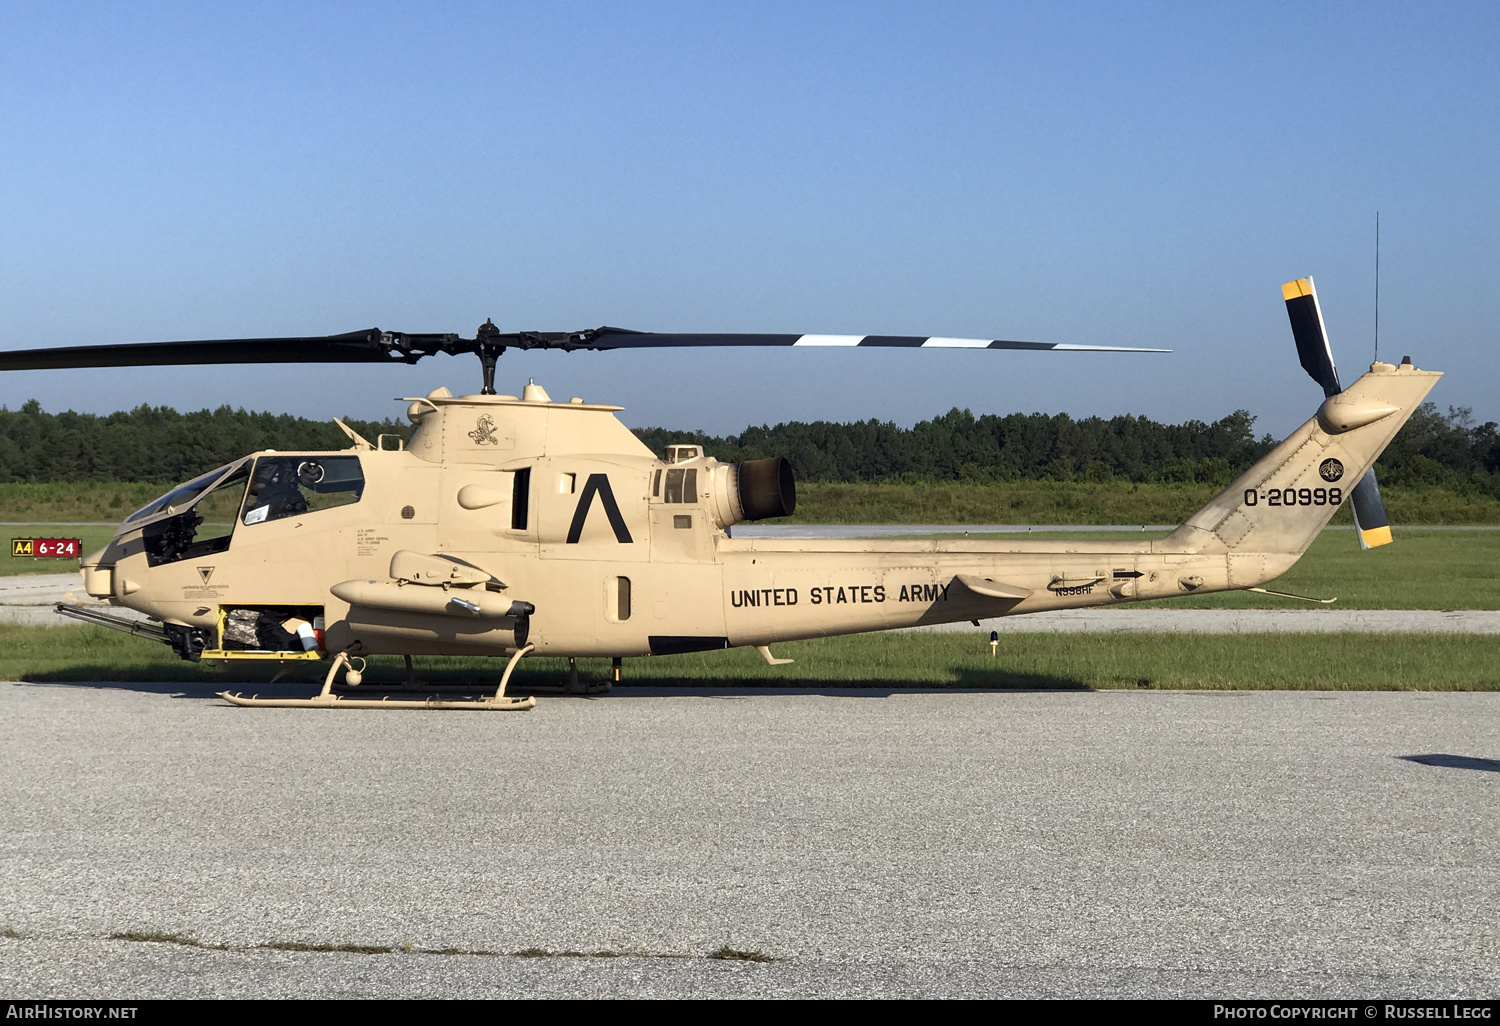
<box><xmin>1</xmin><ymin>398</ymin><xmax>1496</xmax><ymax>494</ymax></box>
<box><xmin>0</xmin><ymin>400</ymin><xmax>412</xmax><ymax>485</ymax></box>
<box><xmin>638</xmin><ymin>404</ymin><xmax>1500</xmax><ymax>495</ymax></box>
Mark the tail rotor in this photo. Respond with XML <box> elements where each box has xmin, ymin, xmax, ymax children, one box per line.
<box><xmin>1282</xmin><ymin>277</ymin><xmax>1394</xmax><ymax>549</ymax></box>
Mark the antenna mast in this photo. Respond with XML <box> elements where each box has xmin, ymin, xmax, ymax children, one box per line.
<box><xmin>1374</xmin><ymin>211</ymin><xmax>1380</xmax><ymax>362</ymax></box>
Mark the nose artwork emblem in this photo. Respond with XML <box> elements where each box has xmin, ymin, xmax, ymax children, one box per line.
<box><xmin>468</xmin><ymin>415</ymin><xmax>499</xmax><ymax>445</ymax></box>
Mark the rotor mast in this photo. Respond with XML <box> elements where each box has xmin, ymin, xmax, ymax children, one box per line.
<box><xmin>474</xmin><ymin>319</ymin><xmax>505</xmax><ymax>395</ymax></box>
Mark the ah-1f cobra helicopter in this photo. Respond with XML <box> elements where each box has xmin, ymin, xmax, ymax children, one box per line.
<box><xmin>0</xmin><ymin>277</ymin><xmax>1437</xmax><ymax>710</ymax></box>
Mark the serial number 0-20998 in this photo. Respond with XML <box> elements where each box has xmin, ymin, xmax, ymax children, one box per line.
<box><xmin>1244</xmin><ymin>487</ymin><xmax>1342</xmax><ymax>507</ymax></box>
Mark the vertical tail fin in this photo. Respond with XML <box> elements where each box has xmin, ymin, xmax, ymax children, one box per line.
<box><xmin>1164</xmin><ymin>360</ymin><xmax>1439</xmax><ymax>557</ymax></box>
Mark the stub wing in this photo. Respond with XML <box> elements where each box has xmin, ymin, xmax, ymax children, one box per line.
<box><xmin>951</xmin><ymin>575</ymin><xmax>1032</xmax><ymax>602</ymax></box>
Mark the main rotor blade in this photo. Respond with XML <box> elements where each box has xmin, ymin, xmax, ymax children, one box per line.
<box><xmin>0</xmin><ymin>330</ymin><xmax>404</xmax><ymax>371</ymax></box>
<box><xmin>568</xmin><ymin>329</ymin><xmax>1168</xmax><ymax>352</ymax></box>
<box><xmin>0</xmin><ymin>323</ymin><xmax>1169</xmax><ymax>372</ymax></box>
<box><xmin>1282</xmin><ymin>277</ymin><xmax>1342</xmax><ymax>397</ymax></box>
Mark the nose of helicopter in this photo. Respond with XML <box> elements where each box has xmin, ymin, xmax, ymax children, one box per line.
<box><xmin>80</xmin><ymin>543</ymin><xmax>114</xmax><ymax>598</ymax></box>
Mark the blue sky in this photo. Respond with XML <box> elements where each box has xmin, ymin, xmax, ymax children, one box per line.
<box><xmin>1</xmin><ymin>2</ymin><xmax>1495</xmax><ymax>437</ymax></box>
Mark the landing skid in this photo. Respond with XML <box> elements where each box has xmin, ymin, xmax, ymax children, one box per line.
<box><xmin>520</xmin><ymin>681</ymin><xmax>613</xmax><ymax>696</ymax></box>
<box><xmin>218</xmin><ymin>692</ymin><xmax>536</xmax><ymax>710</ymax></box>
<box><xmin>220</xmin><ymin>646</ymin><xmax>537</xmax><ymax>710</ymax></box>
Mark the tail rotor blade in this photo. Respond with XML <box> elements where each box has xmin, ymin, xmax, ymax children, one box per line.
<box><xmin>1282</xmin><ymin>277</ymin><xmax>1342</xmax><ymax>397</ymax></box>
<box><xmin>1288</xmin><ymin>275</ymin><xmax>1395</xmax><ymax>550</ymax></box>
<box><xmin>1348</xmin><ymin>470</ymin><xmax>1392</xmax><ymax>549</ymax></box>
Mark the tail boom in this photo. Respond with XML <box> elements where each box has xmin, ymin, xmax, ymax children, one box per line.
<box><xmin>712</xmin><ymin>361</ymin><xmax>1440</xmax><ymax>647</ymax></box>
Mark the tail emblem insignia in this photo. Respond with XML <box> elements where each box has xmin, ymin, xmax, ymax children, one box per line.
<box><xmin>468</xmin><ymin>415</ymin><xmax>499</xmax><ymax>445</ymax></box>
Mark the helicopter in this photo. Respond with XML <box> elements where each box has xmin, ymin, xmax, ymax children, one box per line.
<box><xmin>0</xmin><ymin>278</ymin><xmax>1438</xmax><ymax>710</ymax></box>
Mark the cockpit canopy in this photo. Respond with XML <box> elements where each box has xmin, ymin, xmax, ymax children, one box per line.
<box><xmin>240</xmin><ymin>455</ymin><xmax>364</xmax><ymax>525</ymax></box>
<box><xmin>121</xmin><ymin>453</ymin><xmax>366</xmax><ymax>566</ymax></box>
<box><xmin>124</xmin><ymin>459</ymin><xmax>252</xmax><ymax>566</ymax></box>
<box><xmin>125</xmin><ymin>458</ymin><xmax>251</xmax><ymax>526</ymax></box>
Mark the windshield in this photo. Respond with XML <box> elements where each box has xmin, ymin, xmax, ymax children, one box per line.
<box><xmin>240</xmin><ymin>455</ymin><xmax>364</xmax><ymax>525</ymax></box>
<box><xmin>141</xmin><ymin>462</ymin><xmax>252</xmax><ymax>566</ymax></box>
<box><xmin>126</xmin><ymin>462</ymin><xmax>242</xmax><ymax>524</ymax></box>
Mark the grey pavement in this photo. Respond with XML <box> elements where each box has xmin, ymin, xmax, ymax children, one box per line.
<box><xmin>1</xmin><ymin>683</ymin><xmax>1496</xmax><ymax>998</ymax></box>
<box><xmin>0</xmin><ymin>574</ymin><xmax>108</xmax><ymax>627</ymax></box>
<box><xmin>0</xmin><ymin>574</ymin><xmax>152</xmax><ymax>627</ymax></box>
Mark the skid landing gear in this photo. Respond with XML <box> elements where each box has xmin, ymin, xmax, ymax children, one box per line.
<box><xmin>219</xmin><ymin>647</ymin><xmax>537</xmax><ymax>710</ymax></box>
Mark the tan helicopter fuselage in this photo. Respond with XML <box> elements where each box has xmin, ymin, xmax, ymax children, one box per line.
<box><xmin>80</xmin><ymin>363</ymin><xmax>1441</xmax><ymax>663</ymax></box>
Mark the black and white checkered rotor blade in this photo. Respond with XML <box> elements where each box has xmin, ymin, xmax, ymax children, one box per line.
<box><xmin>0</xmin><ymin>325</ymin><xmax>1168</xmax><ymax>369</ymax></box>
<box><xmin>0</xmin><ymin>321</ymin><xmax>1168</xmax><ymax>399</ymax></box>
<box><xmin>564</xmin><ymin>328</ymin><xmax>1168</xmax><ymax>352</ymax></box>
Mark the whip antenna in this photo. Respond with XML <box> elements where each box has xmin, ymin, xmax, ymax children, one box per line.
<box><xmin>1374</xmin><ymin>211</ymin><xmax>1380</xmax><ymax>362</ymax></box>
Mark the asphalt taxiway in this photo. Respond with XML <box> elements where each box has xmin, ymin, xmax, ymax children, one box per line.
<box><xmin>1</xmin><ymin>682</ymin><xmax>1496</xmax><ymax>998</ymax></box>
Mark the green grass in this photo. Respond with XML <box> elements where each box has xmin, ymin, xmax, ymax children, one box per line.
<box><xmin>0</xmin><ymin>481</ymin><xmax>168</xmax><ymax>523</ymax></box>
<box><xmin>709</xmin><ymin>947</ymin><xmax>777</xmax><ymax>962</ymax></box>
<box><xmin>1145</xmin><ymin>527</ymin><xmax>1500</xmax><ymax>609</ymax></box>
<box><xmin>259</xmin><ymin>941</ymin><xmax>393</xmax><ymax>954</ymax></box>
<box><xmin>95</xmin><ymin>931</ymin><xmax>717</xmax><ymax>959</ymax></box>
<box><xmin>5</xmin><ymin>624</ymin><xmax>1497</xmax><ymax>690</ymax></box>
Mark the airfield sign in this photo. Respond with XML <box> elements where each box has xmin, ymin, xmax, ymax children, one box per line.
<box><xmin>11</xmin><ymin>538</ymin><xmax>82</xmax><ymax>558</ymax></box>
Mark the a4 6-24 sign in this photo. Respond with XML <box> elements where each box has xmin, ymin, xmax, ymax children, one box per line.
<box><xmin>11</xmin><ymin>538</ymin><xmax>82</xmax><ymax>558</ymax></box>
